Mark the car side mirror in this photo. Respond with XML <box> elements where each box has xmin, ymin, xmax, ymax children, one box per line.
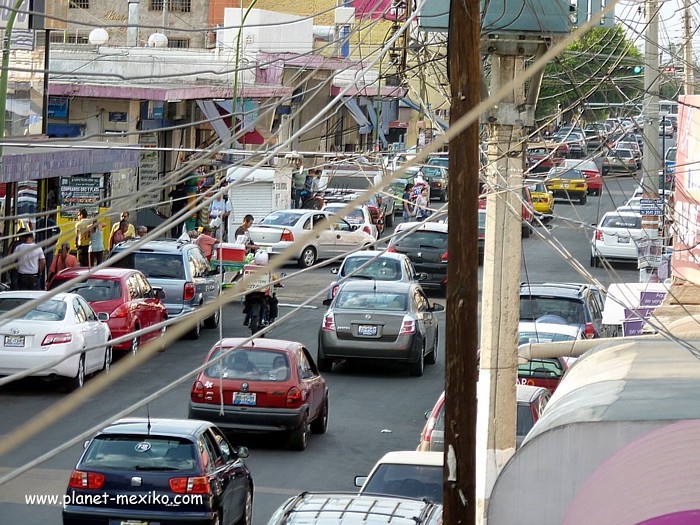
<box><xmin>350</xmin><ymin>225</ymin><xmax>359</xmax><ymax>231</ymax></box>
<box><xmin>417</xmin><ymin>272</ymin><xmax>429</xmax><ymax>282</ymax></box>
<box><xmin>591</xmin><ymin>223</ymin><xmax>597</xmax><ymax>227</ymax></box>
<box><xmin>354</xmin><ymin>475</ymin><xmax>367</xmax><ymax>488</ymax></box>
<box><xmin>97</xmin><ymin>312</ymin><xmax>109</xmax><ymax>322</ymax></box>
<box><xmin>237</xmin><ymin>446</ymin><xmax>249</xmax><ymax>459</ymax></box>
<box><xmin>375</xmin><ymin>219</ymin><xmax>384</xmax><ymax>225</ymax></box>
<box><xmin>322</xmin><ymin>299</ymin><xmax>333</xmax><ymax>307</ymax></box>
<box><xmin>331</xmin><ymin>267</ymin><xmax>339</xmax><ymax>275</ymax></box>
<box><xmin>430</xmin><ymin>303</ymin><xmax>445</xmax><ymax>312</ymax></box>
<box><xmin>83</xmin><ymin>440</ymin><xmax>91</xmax><ymax>449</ymax></box>
<box><xmin>154</xmin><ymin>287</ymin><xmax>166</xmax><ymax>300</ymax></box>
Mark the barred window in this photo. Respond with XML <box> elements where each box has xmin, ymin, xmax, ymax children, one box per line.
<box><xmin>69</xmin><ymin>0</ymin><xmax>89</xmax><ymax>8</ymax></box>
<box><xmin>170</xmin><ymin>0</ymin><xmax>191</xmax><ymax>12</ymax></box>
<box><xmin>50</xmin><ymin>32</ymin><xmax>90</xmax><ymax>44</ymax></box>
<box><xmin>168</xmin><ymin>38</ymin><xmax>190</xmax><ymax>48</ymax></box>
<box><xmin>149</xmin><ymin>0</ymin><xmax>164</xmax><ymax>10</ymax></box>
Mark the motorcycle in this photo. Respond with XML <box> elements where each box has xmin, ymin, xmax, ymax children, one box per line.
<box><xmin>300</xmin><ymin>189</ymin><xmax>325</xmax><ymax>210</ymax></box>
<box><xmin>244</xmin><ymin>291</ymin><xmax>279</xmax><ymax>336</ymax></box>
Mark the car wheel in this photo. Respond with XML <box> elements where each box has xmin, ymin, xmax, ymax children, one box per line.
<box><xmin>408</xmin><ymin>339</ymin><xmax>425</xmax><ymax>377</ymax></box>
<box><xmin>580</xmin><ymin>193</ymin><xmax>587</xmax><ymax>205</ymax></box>
<box><xmin>521</xmin><ymin>223</ymin><xmax>531</xmax><ymax>239</ymax></box>
<box><xmin>288</xmin><ymin>413</ymin><xmax>309</xmax><ymax>451</ymax></box>
<box><xmin>590</xmin><ymin>254</ymin><xmax>601</xmax><ymax>268</ymax></box>
<box><xmin>425</xmin><ymin>328</ymin><xmax>438</xmax><ymax>365</ymax></box>
<box><xmin>130</xmin><ymin>333</ymin><xmax>139</xmax><ymax>355</ymax></box>
<box><xmin>65</xmin><ymin>354</ymin><xmax>86</xmax><ymax>391</ymax></box>
<box><xmin>236</xmin><ymin>487</ymin><xmax>253</xmax><ymax>525</ymax></box>
<box><xmin>103</xmin><ymin>342</ymin><xmax>112</xmax><ymax>373</ymax></box>
<box><xmin>310</xmin><ymin>396</ymin><xmax>329</xmax><ymax>434</ymax></box>
<box><xmin>298</xmin><ymin>246</ymin><xmax>317</xmax><ymax>268</ymax></box>
<box><xmin>188</xmin><ymin>317</ymin><xmax>201</xmax><ymax>340</ymax></box>
<box><xmin>205</xmin><ymin>307</ymin><xmax>220</xmax><ymax>329</ymax></box>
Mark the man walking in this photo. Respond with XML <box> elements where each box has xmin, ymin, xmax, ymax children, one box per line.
<box><xmin>14</xmin><ymin>231</ymin><xmax>45</xmax><ymax>290</ymax></box>
<box><xmin>75</xmin><ymin>209</ymin><xmax>92</xmax><ymax>266</ymax></box>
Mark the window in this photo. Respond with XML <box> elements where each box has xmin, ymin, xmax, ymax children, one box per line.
<box><xmin>81</xmin><ymin>436</ymin><xmax>196</xmax><ymax>470</ymax></box>
<box><xmin>149</xmin><ymin>0</ymin><xmax>164</xmax><ymax>9</ymax></box>
<box><xmin>78</xmin><ymin>297</ymin><xmax>98</xmax><ymax>322</ymax></box>
<box><xmin>73</xmin><ymin>299</ymin><xmax>87</xmax><ymax>323</ymax></box>
<box><xmin>126</xmin><ymin>275</ymin><xmax>141</xmax><ymax>300</ymax></box>
<box><xmin>202</xmin><ymin>431</ymin><xmax>224</xmax><ymax>468</ymax></box>
<box><xmin>297</xmin><ymin>348</ymin><xmax>313</xmax><ymax>379</ymax></box>
<box><xmin>0</xmin><ymin>298</ymin><xmax>66</xmax><ymax>321</ymax></box>
<box><xmin>168</xmin><ymin>38</ymin><xmax>190</xmax><ymax>48</ymax></box>
<box><xmin>69</xmin><ymin>0</ymin><xmax>89</xmax><ymax>8</ymax></box>
<box><xmin>209</xmin><ymin>428</ymin><xmax>233</xmax><ymax>463</ymax></box>
<box><xmin>170</xmin><ymin>0</ymin><xmax>191</xmax><ymax>12</ymax></box>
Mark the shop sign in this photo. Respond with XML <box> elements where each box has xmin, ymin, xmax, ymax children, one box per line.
<box><xmin>59</xmin><ymin>175</ymin><xmax>101</xmax><ymax>219</ymax></box>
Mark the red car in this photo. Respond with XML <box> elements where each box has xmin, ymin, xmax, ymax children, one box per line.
<box><xmin>517</xmin><ymin>357</ymin><xmax>574</xmax><ymax>394</ymax></box>
<box><xmin>49</xmin><ymin>268</ymin><xmax>167</xmax><ymax>354</ymax></box>
<box><xmin>560</xmin><ymin>159</ymin><xmax>603</xmax><ymax>196</ymax></box>
<box><xmin>478</xmin><ymin>187</ymin><xmax>534</xmax><ymax>239</ymax></box>
<box><xmin>188</xmin><ymin>338</ymin><xmax>329</xmax><ymax>451</ymax></box>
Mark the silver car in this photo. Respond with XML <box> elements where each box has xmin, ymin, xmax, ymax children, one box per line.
<box><xmin>318</xmin><ymin>280</ymin><xmax>443</xmax><ymax>376</ymax></box>
<box><xmin>249</xmin><ymin>209</ymin><xmax>376</xmax><ymax>268</ymax></box>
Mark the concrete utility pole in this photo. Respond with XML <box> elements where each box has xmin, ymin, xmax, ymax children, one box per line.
<box><xmin>640</xmin><ymin>0</ymin><xmax>662</xmax><ymax>282</ymax></box>
<box><xmin>444</xmin><ymin>0</ymin><xmax>480</xmax><ymax>523</ymax></box>
<box><xmin>476</xmin><ymin>52</ymin><xmax>525</xmax><ymax>523</ymax></box>
<box><xmin>683</xmin><ymin>0</ymin><xmax>694</xmax><ymax>95</ymax></box>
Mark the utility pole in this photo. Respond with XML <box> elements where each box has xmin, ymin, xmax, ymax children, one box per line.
<box><xmin>683</xmin><ymin>0</ymin><xmax>694</xmax><ymax>95</ymax></box>
<box><xmin>640</xmin><ymin>0</ymin><xmax>662</xmax><ymax>283</ymax></box>
<box><xmin>444</xmin><ymin>0</ymin><xmax>480</xmax><ymax>523</ymax></box>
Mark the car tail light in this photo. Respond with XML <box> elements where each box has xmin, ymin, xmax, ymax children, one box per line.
<box><xmin>280</xmin><ymin>229</ymin><xmax>294</xmax><ymax>242</ymax></box>
<box><xmin>386</xmin><ymin>246</ymin><xmax>396</xmax><ymax>253</ymax></box>
<box><xmin>399</xmin><ymin>317</ymin><xmax>416</xmax><ymax>335</ymax></box>
<box><xmin>169</xmin><ymin>476</ymin><xmax>211</xmax><ymax>494</ymax></box>
<box><xmin>594</xmin><ymin>229</ymin><xmax>603</xmax><ymax>241</ymax></box>
<box><xmin>440</xmin><ymin>252</ymin><xmax>448</xmax><ymax>263</ymax></box>
<box><xmin>42</xmin><ymin>333</ymin><xmax>72</xmax><ymax>345</ymax></box>
<box><xmin>363</xmin><ymin>226</ymin><xmax>371</xmax><ymax>235</ymax></box>
<box><xmin>331</xmin><ymin>284</ymin><xmax>340</xmax><ymax>299</ymax></box>
<box><xmin>286</xmin><ymin>387</ymin><xmax>302</xmax><ymax>408</ymax></box>
<box><xmin>110</xmin><ymin>304</ymin><xmax>129</xmax><ymax>318</ymax></box>
<box><xmin>183</xmin><ymin>282</ymin><xmax>195</xmax><ymax>301</ymax></box>
<box><xmin>322</xmin><ymin>313</ymin><xmax>335</xmax><ymax>331</ymax></box>
<box><xmin>191</xmin><ymin>380</ymin><xmax>205</xmax><ymax>402</ymax></box>
<box><xmin>69</xmin><ymin>470</ymin><xmax>105</xmax><ymax>489</ymax></box>
<box><xmin>584</xmin><ymin>322</ymin><xmax>596</xmax><ymax>338</ymax></box>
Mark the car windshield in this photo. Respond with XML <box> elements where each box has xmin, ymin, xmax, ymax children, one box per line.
<box><xmin>50</xmin><ymin>278</ymin><xmax>121</xmax><ymax>301</ymax></box>
<box><xmin>422</xmin><ymin>166</ymin><xmax>444</xmax><ymax>178</ymax></box>
<box><xmin>427</xmin><ymin>156</ymin><xmax>448</xmax><ymax>168</ymax></box>
<box><xmin>518</xmin><ymin>358</ymin><xmax>564</xmax><ymax>378</ymax></box>
<box><xmin>341</xmin><ymin>257</ymin><xmax>402</xmax><ymax>281</ymax></box>
<box><xmin>81</xmin><ymin>435</ymin><xmax>197</xmax><ymax>471</ymax></box>
<box><xmin>110</xmin><ymin>252</ymin><xmax>185</xmax><ymax>280</ymax></box>
<box><xmin>549</xmin><ymin>170</ymin><xmax>581</xmax><ymax>180</ymax></box>
<box><xmin>393</xmin><ymin>230</ymin><xmax>447</xmax><ymax>250</ymax></box>
<box><xmin>666</xmin><ymin>148</ymin><xmax>676</xmax><ymax>162</ymax></box>
<box><xmin>261</xmin><ymin>212</ymin><xmax>302</xmax><ymax>227</ymax></box>
<box><xmin>601</xmin><ymin>215</ymin><xmax>641</xmax><ymax>229</ymax></box>
<box><xmin>204</xmin><ymin>348</ymin><xmax>291</xmax><ymax>381</ymax></box>
<box><xmin>519</xmin><ymin>296</ymin><xmax>585</xmax><ymax>325</ymax></box>
<box><xmin>564</xmin><ymin>160</ymin><xmax>596</xmax><ymax>171</ymax></box>
<box><xmin>362</xmin><ymin>463</ymin><xmax>443</xmax><ymax>504</ymax></box>
<box><xmin>335</xmin><ymin>290</ymin><xmax>408</xmax><ymax>311</ymax></box>
<box><xmin>0</xmin><ymin>298</ymin><xmax>66</xmax><ymax>321</ymax></box>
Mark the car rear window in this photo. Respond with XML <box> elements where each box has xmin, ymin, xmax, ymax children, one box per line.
<box><xmin>519</xmin><ymin>296</ymin><xmax>585</xmax><ymax>325</ymax></box>
<box><xmin>518</xmin><ymin>331</ymin><xmax>576</xmax><ymax>344</ymax></box>
<box><xmin>362</xmin><ymin>463</ymin><xmax>443</xmax><ymax>504</ymax></box>
<box><xmin>335</xmin><ymin>291</ymin><xmax>407</xmax><ymax>311</ymax></box>
<box><xmin>518</xmin><ymin>358</ymin><xmax>564</xmax><ymax>378</ymax></box>
<box><xmin>393</xmin><ymin>230</ymin><xmax>447</xmax><ymax>250</ymax></box>
<box><xmin>81</xmin><ymin>435</ymin><xmax>197</xmax><ymax>471</ymax></box>
<box><xmin>327</xmin><ymin>175</ymin><xmax>375</xmax><ymax>191</ymax></box>
<box><xmin>112</xmin><ymin>253</ymin><xmax>185</xmax><ymax>280</ymax></box>
<box><xmin>0</xmin><ymin>298</ymin><xmax>66</xmax><ymax>321</ymax></box>
<box><xmin>613</xmin><ymin>149</ymin><xmax>633</xmax><ymax>158</ymax></box>
<box><xmin>205</xmin><ymin>348</ymin><xmax>291</xmax><ymax>381</ymax></box>
<box><xmin>601</xmin><ymin>215</ymin><xmax>641</xmax><ymax>229</ymax></box>
<box><xmin>50</xmin><ymin>278</ymin><xmax>121</xmax><ymax>301</ymax></box>
<box><xmin>261</xmin><ymin>211</ymin><xmax>302</xmax><ymax>227</ymax></box>
<box><xmin>341</xmin><ymin>258</ymin><xmax>402</xmax><ymax>281</ymax></box>
<box><xmin>550</xmin><ymin>170</ymin><xmax>580</xmax><ymax>180</ymax></box>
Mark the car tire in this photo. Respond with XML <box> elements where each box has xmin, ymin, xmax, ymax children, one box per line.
<box><xmin>579</xmin><ymin>193</ymin><xmax>587</xmax><ymax>205</ymax></box>
<box><xmin>298</xmin><ymin>246</ymin><xmax>317</xmax><ymax>268</ymax></box>
<box><xmin>310</xmin><ymin>396</ymin><xmax>329</xmax><ymax>434</ymax></box>
<box><xmin>522</xmin><ymin>223</ymin><xmax>531</xmax><ymax>239</ymax></box>
<box><xmin>425</xmin><ymin>328</ymin><xmax>438</xmax><ymax>365</ymax></box>
<box><xmin>204</xmin><ymin>307</ymin><xmax>220</xmax><ymax>329</ymax></box>
<box><xmin>188</xmin><ymin>317</ymin><xmax>201</xmax><ymax>340</ymax></box>
<box><xmin>288</xmin><ymin>413</ymin><xmax>309</xmax><ymax>451</ymax></box>
<box><xmin>590</xmin><ymin>254</ymin><xmax>601</xmax><ymax>268</ymax></box>
<box><xmin>103</xmin><ymin>342</ymin><xmax>112</xmax><ymax>373</ymax></box>
<box><xmin>408</xmin><ymin>339</ymin><xmax>425</xmax><ymax>377</ymax></box>
<box><xmin>236</xmin><ymin>487</ymin><xmax>253</xmax><ymax>525</ymax></box>
<box><xmin>65</xmin><ymin>354</ymin><xmax>86</xmax><ymax>391</ymax></box>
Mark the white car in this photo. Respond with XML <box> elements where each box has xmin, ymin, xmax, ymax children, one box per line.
<box><xmin>591</xmin><ymin>211</ymin><xmax>651</xmax><ymax>267</ymax></box>
<box><xmin>354</xmin><ymin>451</ymin><xmax>443</xmax><ymax>504</ymax></box>
<box><xmin>0</xmin><ymin>291</ymin><xmax>112</xmax><ymax>390</ymax></box>
<box><xmin>323</xmin><ymin>203</ymin><xmax>382</xmax><ymax>239</ymax></box>
<box><xmin>248</xmin><ymin>209</ymin><xmax>376</xmax><ymax>268</ymax></box>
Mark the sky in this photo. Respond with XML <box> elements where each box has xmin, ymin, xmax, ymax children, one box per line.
<box><xmin>617</xmin><ymin>0</ymin><xmax>697</xmax><ymax>55</ymax></box>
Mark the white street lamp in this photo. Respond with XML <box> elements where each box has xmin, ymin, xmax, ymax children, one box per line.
<box><xmin>148</xmin><ymin>33</ymin><xmax>169</xmax><ymax>48</ymax></box>
<box><xmin>88</xmin><ymin>28</ymin><xmax>110</xmax><ymax>46</ymax></box>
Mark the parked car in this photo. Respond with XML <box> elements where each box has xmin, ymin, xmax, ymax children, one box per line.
<box><xmin>323</xmin><ymin>202</ymin><xmax>383</xmax><ymax>239</ymax></box>
<box><xmin>612</xmin><ymin>140</ymin><xmax>642</xmax><ymax>166</ymax></box>
<box><xmin>602</xmin><ymin>148</ymin><xmax>638</xmax><ymax>175</ymax></box>
<box><xmin>659</xmin><ymin>119</ymin><xmax>674</xmax><ymax>137</ymax></box>
<box><xmin>322</xmin><ymin>172</ymin><xmax>396</xmax><ymax>227</ymax></box>
<box><xmin>519</xmin><ymin>282</ymin><xmax>608</xmax><ymax>338</ymax></box>
<box><xmin>318</xmin><ymin>280</ymin><xmax>443</xmax><ymax>376</ymax></box>
<box><xmin>248</xmin><ymin>209</ymin><xmax>375</xmax><ymax>268</ymax></box>
<box><xmin>62</xmin><ymin>418</ymin><xmax>253</xmax><ymax>525</ymax></box>
<box><xmin>544</xmin><ymin>167</ymin><xmax>588</xmax><ymax>204</ymax></box>
<box><xmin>387</xmin><ymin>222</ymin><xmax>448</xmax><ymax>291</ymax></box>
<box><xmin>0</xmin><ymin>291</ymin><xmax>111</xmax><ymax>391</ymax></box>
<box><xmin>591</xmin><ymin>211</ymin><xmax>652</xmax><ymax>267</ymax></box>
<box><xmin>267</xmin><ymin>492</ymin><xmax>442</xmax><ymax>525</ymax></box>
<box><xmin>559</xmin><ymin>158</ymin><xmax>603</xmax><ymax>196</ymax></box>
<box><xmin>525</xmin><ymin>179</ymin><xmax>554</xmax><ymax>217</ymax></box>
<box><xmin>552</xmin><ymin>130</ymin><xmax>587</xmax><ymax>158</ymax></box>
<box><xmin>525</xmin><ymin>141</ymin><xmax>567</xmax><ymax>173</ymax></box>
<box><xmin>418</xmin><ymin>386</ymin><xmax>551</xmax><ymax>450</ymax></box>
<box><xmin>422</xmin><ymin>165</ymin><xmax>448</xmax><ymax>202</ymax></box>
<box><xmin>326</xmin><ymin>250</ymin><xmax>426</xmax><ymax>301</ymax></box>
<box><xmin>189</xmin><ymin>338</ymin><xmax>329</xmax><ymax>450</ymax></box>
<box><xmin>355</xmin><ymin>451</ymin><xmax>443</xmax><ymax>503</ymax></box>
<box><xmin>109</xmin><ymin>239</ymin><xmax>220</xmax><ymax>339</ymax></box>
<box><xmin>49</xmin><ymin>268</ymin><xmax>168</xmax><ymax>354</ymax></box>
<box><xmin>479</xmin><ymin>189</ymin><xmax>534</xmax><ymax>237</ymax></box>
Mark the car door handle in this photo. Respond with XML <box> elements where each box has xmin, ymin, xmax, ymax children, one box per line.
<box><xmin>336</xmin><ymin>235</ymin><xmax>341</xmax><ymax>239</ymax></box>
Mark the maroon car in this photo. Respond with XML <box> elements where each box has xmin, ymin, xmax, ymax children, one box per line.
<box><xmin>49</xmin><ymin>267</ymin><xmax>167</xmax><ymax>353</ymax></box>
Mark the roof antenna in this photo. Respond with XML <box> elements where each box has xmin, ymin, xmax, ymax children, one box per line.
<box><xmin>146</xmin><ymin>404</ymin><xmax>152</xmax><ymax>435</ymax></box>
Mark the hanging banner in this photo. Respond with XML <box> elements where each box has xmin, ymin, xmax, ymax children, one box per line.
<box><xmin>59</xmin><ymin>175</ymin><xmax>101</xmax><ymax>219</ymax></box>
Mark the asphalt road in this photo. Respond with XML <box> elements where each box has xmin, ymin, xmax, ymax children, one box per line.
<box><xmin>0</xmin><ymin>174</ymin><xmax>640</xmax><ymax>525</ymax></box>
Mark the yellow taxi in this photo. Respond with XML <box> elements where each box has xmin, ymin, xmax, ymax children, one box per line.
<box><xmin>525</xmin><ymin>179</ymin><xmax>554</xmax><ymax>216</ymax></box>
<box><xmin>544</xmin><ymin>167</ymin><xmax>589</xmax><ymax>205</ymax></box>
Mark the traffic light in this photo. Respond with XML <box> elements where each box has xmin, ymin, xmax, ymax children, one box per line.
<box><xmin>616</xmin><ymin>65</ymin><xmax>643</xmax><ymax>74</ymax></box>
<box><xmin>632</xmin><ymin>65</ymin><xmax>643</xmax><ymax>74</ymax></box>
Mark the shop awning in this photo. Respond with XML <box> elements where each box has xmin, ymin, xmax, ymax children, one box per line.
<box><xmin>196</xmin><ymin>100</ymin><xmax>231</xmax><ymax>142</ymax></box>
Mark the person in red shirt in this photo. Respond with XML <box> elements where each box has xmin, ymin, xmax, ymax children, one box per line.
<box><xmin>195</xmin><ymin>225</ymin><xmax>218</xmax><ymax>260</ymax></box>
<box><xmin>46</xmin><ymin>242</ymin><xmax>78</xmax><ymax>287</ymax></box>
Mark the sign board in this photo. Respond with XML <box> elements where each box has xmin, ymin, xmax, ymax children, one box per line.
<box><xmin>639</xmin><ymin>291</ymin><xmax>666</xmax><ymax>307</ymax></box>
<box><xmin>637</xmin><ymin>239</ymin><xmax>663</xmax><ymax>269</ymax></box>
<box><xmin>109</xmin><ymin>111</ymin><xmax>127</xmax><ymax>122</ymax></box>
<box><xmin>138</xmin><ymin>132</ymin><xmax>160</xmax><ymax>208</ymax></box>
<box><xmin>59</xmin><ymin>175</ymin><xmax>102</xmax><ymax>219</ymax></box>
<box><xmin>0</xmin><ymin>0</ymin><xmax>29</xmax><ymax>30</ymax></box>
<box><xmin>639</xmin><ymin>208</ymin><xmax>664</xmax><ymax>216</ymax></box>
<box><xmin>47</xmin><ymin>96</ymin><xmax>68</xmax><ymax>118</ymax></box>
<box><xmin>640</xmin><ymin>198</ymin><xmax>663</xmax><ymax>205</ymax></box>
<box><xmin>622</xmin><ymin>319</ymin><xmax>645</xmax><ymax>336</ymax></box>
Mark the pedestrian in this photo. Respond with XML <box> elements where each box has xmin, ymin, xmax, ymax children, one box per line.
<box><xmin>135</xmin><ymin>225</ymin><xmax>148</xmax><ymax>238</ymax></box>
<box><xmin>75</xmin><ymin>208</ymin><xmax>92</xmax><ymax>266</ymax></box>
<box><xmin>413</xmin><ymin>187</ymin><xmax>431</xmax><ymax>220</ymax></box>
<box><xmin>195</xmin><ymin>225</ymin><xmax>218</xmax><ymax>260</ymax></box>
<box><xmin>14</xmin><ymin>231</ymin><xmax>45</xmax><ymax>290</ymax></box>
<box><xmin>291</xmin><ymin>158</ymin><xmax>305</xmax><ymax>209</ymax></box>
<box><xmin>109</xmin><ymin>219</ymin><xmax>130</xmax><ymax>250</ymax></box>
<box><xmin>7</xmin><ymin>227</ymin><xmax>27</xmax><ymax>290</ymax></box>
<box><xmin>208</xmin><ymin>192</ymin><xmax>231</xmax><ymax>240</ymax></box>
<box><xmin>47</xmin><ymin>242</ymin><xmax>78</xmax><ymax>286</ymax></box>
<box><xmin>88</xmin><ymin>220</ymin><xmax>105</xmax><ymax>267</ymax></box>
<box><xmin>110</xmin><ymin>211</ymin><xmax>136</xmax><ymax>239</ymax></box>
<box><xmin>169</xmin><ymin>182</ymin><xmax>188</xmax><ymax>238</ymax></box>
<box><xmin>234</xmin><ymin>214</ymin><xmax>259</xmax><ymax>253</ymax></box>
<box><xmin>35</xmin><ymin>212</ymin><xmax>61</xmax><ymax>289</ymax></box>
<box><xmin>402</xmin><ymin>183</ymin><xmax>414</xmax><ymax>222</ymax></box>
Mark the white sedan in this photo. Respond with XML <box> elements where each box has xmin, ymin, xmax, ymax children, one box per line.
<box><xmin>591</xmin><ymin>211</ymin><xmax>651</xmax><ymax>267</ymax></box>
<box><xmin>0</xmin><ymin>291</ymin><xmax>112</xmax><ymax>390</ymax></box>
<box><xmin>249</xmin><ymin>209</ymin><xmax>376</xmax><ymax>268</ymax></box>
<box><xmin>323</xmin><ymin>203</ymin><xmax>381</xmax><ymax>239</ymax></box>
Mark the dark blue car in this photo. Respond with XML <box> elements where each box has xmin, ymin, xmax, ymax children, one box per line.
<box><xmin>62</xmin><ymin>418</ymin><xmax>253</xmax><ymax>525</ymax></box>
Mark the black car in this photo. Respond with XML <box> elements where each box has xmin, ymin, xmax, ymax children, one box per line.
<box><xmin>519</xmin><ymin>282</ymin><xmax>609</xmax><ymax>338</ymax></box>
<box><xmin>63</xmin><ymin>418</ymin><xmax>253</xmax><ymax>525</ymax></box>
<box><xmin>387</xmin><ymin>222</ymin><xmax>448</xmax><ymax>292</ymax></box>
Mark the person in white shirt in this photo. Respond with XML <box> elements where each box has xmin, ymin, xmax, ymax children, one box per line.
<box><xmin>209</xmin><ymin>193</ymin><xmax>231</xmax><ymax>240</ymax></box>
<box><xmin>14</xmin><ymin>231</ymin><xmax>45</xmax><ymax>290</ymax></box>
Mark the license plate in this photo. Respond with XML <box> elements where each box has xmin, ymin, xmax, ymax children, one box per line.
<box><xmin>233</xmin><ymin>392</ymin><xmax>256</xmax><ymax>406</ymax></box>
<box><xmin>4</xmin><ymin>335</ymin><xmax>24</xmax><ymax>347</ymax></box>
<box><xmin>119</xmin><ymin>521</ymin><xmax>150</xmax><ymax>525</ymax></box>
<box><xmin>618</xmin><ymin>237</ymin><xmax>630</xmax><ymax>244</ymax></box>
<box><xmin>358</xmin><ymin>325</ymin><xmax>377</xmax><ymax>336</ymax></box>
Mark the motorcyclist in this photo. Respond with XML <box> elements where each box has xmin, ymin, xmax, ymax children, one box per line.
<box><xmin>300</xmin><ymin>168</ymin><xmax>324</xmax><ymax>209</ymax></box>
